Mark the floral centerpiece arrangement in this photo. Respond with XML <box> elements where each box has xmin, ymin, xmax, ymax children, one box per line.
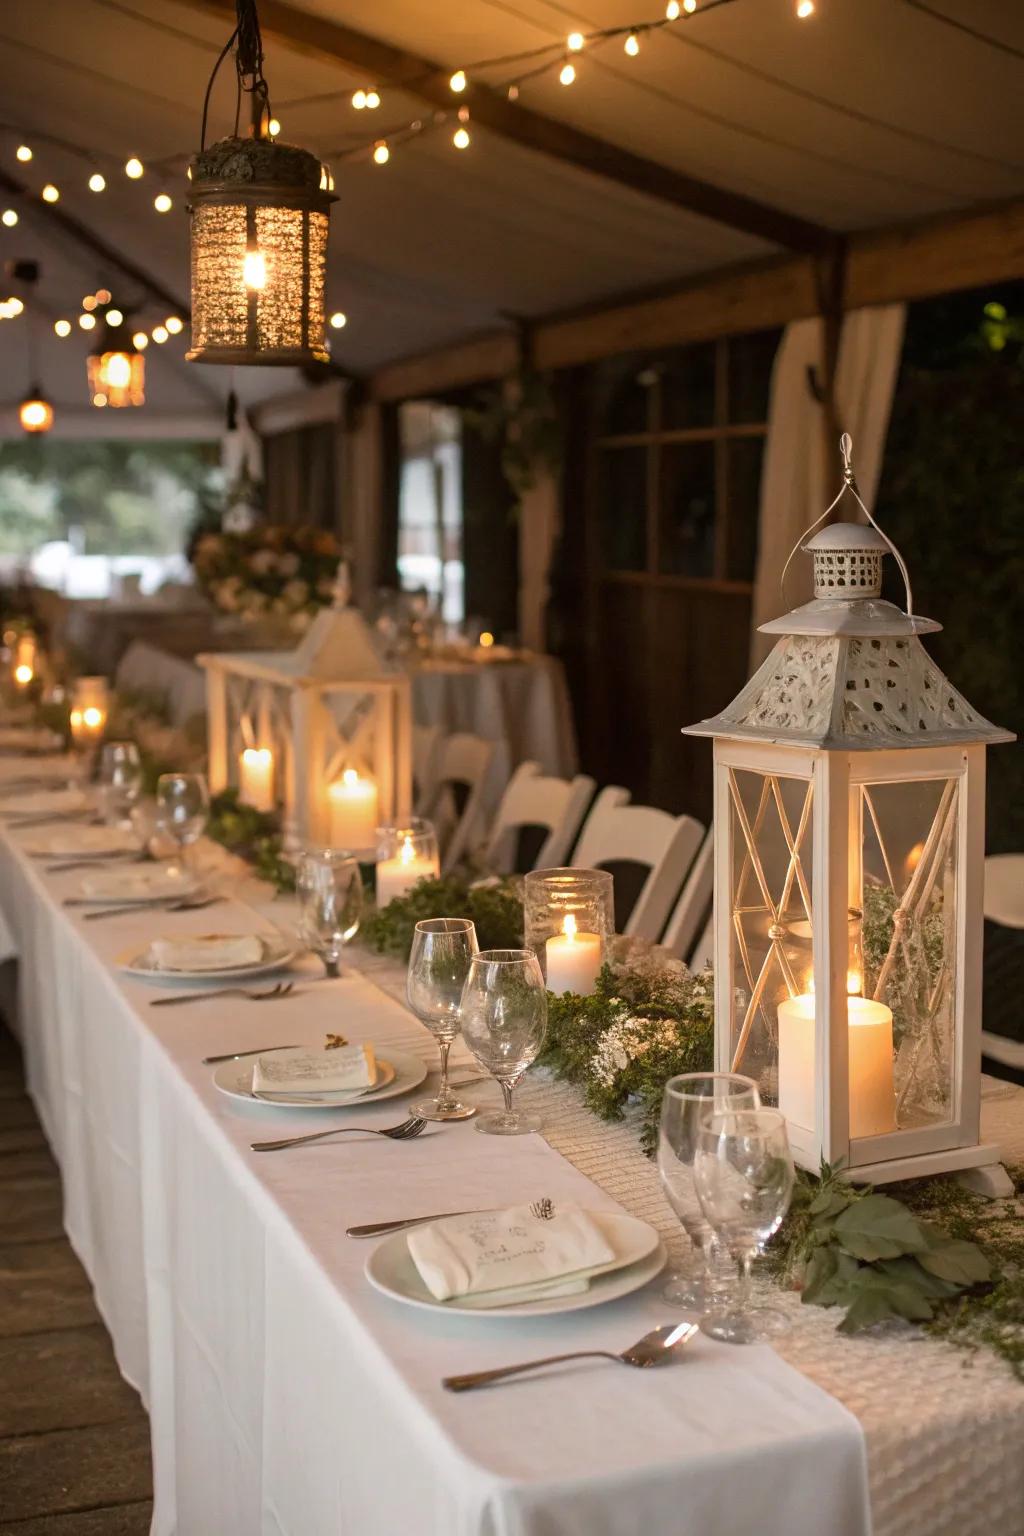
<box><xmin>191</xmin><ymin>525</ymin><xmax>344</xmax><ymax>631</ymax></box>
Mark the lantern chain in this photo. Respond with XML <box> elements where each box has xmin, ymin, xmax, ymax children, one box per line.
<box><xmin>200</xmin><ymin>0</ymin><xmax>274</xmax><ymax>151</ymax></box>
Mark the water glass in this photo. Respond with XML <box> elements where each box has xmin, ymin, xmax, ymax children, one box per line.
<box><xmin>693</xmin><ymin>1107</ymin><xmax>795</xmax><ymax>1343</ymax></box>
<box><xmin>459</xmin><ymin>948</ymin><xmax>547</xmax><ymax>1136</ymax></box>
<box><xmin>155</xmin><ymin>772</ymin><xmax>209</xmax><ymax>867</ymax></box>
<box><xmin>296</xmin><ymin>850</ymin><xmax>363</xmax><ymax>978</ymax></box>
<box><xmin>657</xmin><ymin>1072</ymin><xmax>761</xmax><ymax>1308</ymax></box>
<box><xmin>97</xmin><ymin>741</ymin><xmax>142</xmax><ymax>827</ymax></box>
<box><xmin>407</xmin><ymin>918</ymin><xmax>479</xmax><ymax>1122</ymax></box>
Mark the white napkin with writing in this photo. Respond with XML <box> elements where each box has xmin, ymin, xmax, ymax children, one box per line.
<box><xmin>150</xmin><ymin>934</ymin><xmax>264</xmax><ymax>972</ymax></box>
<box><xmin>253</xmin><ymin>1043</ymin><xmax>377</xmax><ymax>1096</ymax></box>
<box><xmin>81</xmin><ymin>865</ymin><xmax>194</xmax><ymax>901</ymax></box>
<box><xmin>408</xmin><ymin>1203</ymin><xmax>616</xmax><ymax>1306</ymax></box>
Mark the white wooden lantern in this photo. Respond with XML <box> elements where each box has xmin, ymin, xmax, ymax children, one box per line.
<box><xmin>199</xmin><ymin>587</ymin><xmax>412</xmax><ymax>851</ymax></box>
<box><xmin>684</xmin><ymin>441</ymin><xmax>1014</xmax><ymax>1192</ymax></box>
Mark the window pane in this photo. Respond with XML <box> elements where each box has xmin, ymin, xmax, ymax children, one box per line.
<box><xmin>728</xmin><ymin>328</ymin><xmax>780</xmax><ymax>424</ymax></box>
<box><xmin>658</xmin><ymin>440</ymin><xmax>715</xmax><ymax>576</ymax></box>
<box><xmin>659</xmin><ymin>344</ymin><xmax>715</xmax><ymax>430</ymax></box>
<box><xmin>599</xmin><ymin>446</ymin><xmax>647</xmax><ymax>571</ymax></box>
<box><xmin>397</xmin><ymin>402</ymin><xmax>464</xmax><ymax>623</ymax></box>
<box><xmin>596</xmin><ymin>357</ymin><xmax>651</xmax><ymax>436</ymax></box>
<box><xmin>726</xmin><ymin>436</ymin><xmax>764</xmax><ymax>582</ymax></box>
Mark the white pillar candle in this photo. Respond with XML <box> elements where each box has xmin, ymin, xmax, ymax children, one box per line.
<box><xmin>778</xmin><ymin>992</ymin><xmax>896</xmax><ymax>1139</ymax></box>
<box><xmin>13</xmin><ymin>635</ymin><xmax>36</xmax><ymax>687</ymax></box>
<box><xmin>328</xmin><ymin>769</ymin><xmax>378</xmax><ymax>852</ymax></box>
<box><xmin>239</xmin><ymin>747</ymin><xmax>275</xmax><ymax>813</ymax></box>
<box><xmin>545</xmin><ymin>913</ymin><xmax>602</xmax><ymax>996</ymax></box>
<box><xmin>69</xmin><ymin>704</ymin><xmax>107</xmax><ymax>747</ymax></box>
<box><xmin>376</xmin><ymin>835</ymin><xmax>439</xmax><ymax>907</ymax></box>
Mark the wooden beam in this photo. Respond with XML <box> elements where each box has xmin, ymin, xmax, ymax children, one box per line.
<box><xmin>179</xmin><ymin>0</ymin><xmax>832</xmax><ymax>255</ymax></box>
<box><xmin>251</xmin><ymin>378</ymin><xmax>346</xmax><ymax>434</ymax></box>
<box><xmin>366</xmin><ymin>196</ymin><xmax>1024</xmax><ymax>396</ymax></box>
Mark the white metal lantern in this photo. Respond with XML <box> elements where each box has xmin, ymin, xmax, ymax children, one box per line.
<box><xmin>199</xmin><ymin>582</ymin><xmax>412</xmax><ymax>851</ymax></box>
<box><xmin>684</xmin><ymin>438</ymin><xmax>1014</xmax><ymax>1193</ymax></box>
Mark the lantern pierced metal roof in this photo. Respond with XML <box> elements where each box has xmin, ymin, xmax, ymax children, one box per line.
<box><xmin>685</xmin><ymin>437</ymin><xmax>1014</xmax><ymax>751</ymax></box>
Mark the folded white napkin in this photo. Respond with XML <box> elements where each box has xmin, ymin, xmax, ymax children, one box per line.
<box><xmin>23</xmin><ymin>825</ymin><xmax>139</xmax><ymax>857</ymax></box>
<box><xmin>4</xmin><ymin>787</ymin><xmax>87</xmax><ymax>816</ymax></box>
<box><xmin>252</xmin><ymin>1043</ymin><xmax>377</xmax><ymax>1095</ymax></box>
<box><xmin>149</xmin><ymin>934</ymin><xmax>264</xmax><ymax>972</ymax></box>
<box><xmin>0</xmin><ymin>727</ymin><xmax>62</xmax><ymax>752</ymax></box>
<box><xmin>81</xmin><ymin>865</ymin><xmax>193</xmax><ymax>901</ymax></box>
<box><xmin>408</xmin><ymin>1203</ymin><xmax>616</xmax><ymax>1304</ymax></box>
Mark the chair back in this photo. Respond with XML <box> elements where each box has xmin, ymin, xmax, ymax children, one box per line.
<box><xmin>661</xmin><ymin>826</ymin><xmax>714</xmax><ymax>962</ymax></box>
<box><xmin>571</xmin><ymin>787</ymin><xmax>705</xmax><ymax>941</ymax></box>
<box><xmin>485</xmin><ymin>762</ymin><xmax>596</xmax><ymax>874</ymax></box>
<box><xmin>421</xmin><ymin>732</ymin><xmax>498</xmax><ymax>872</ymax></box>
<box><xmin>413</xmin><ymin>724</ymin><xmax>444</xmax><ymax>815</ymax></box>
<box><xmin>983</xmin><ymin>854</ymin><xmax>1024</xmax><ymax>930</ymax></box>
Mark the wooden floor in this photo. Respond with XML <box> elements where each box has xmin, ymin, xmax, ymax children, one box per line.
<box><xmin>0</xmin><ymin>1026</ymin><xmax>153</xmax><ymax>1533</ymax></box>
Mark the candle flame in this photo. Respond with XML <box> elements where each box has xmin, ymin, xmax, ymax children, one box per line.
<box><xmin>13</xmin><ymin>664</ymin><xmax>32</xmax><ymax>685</ymax></box>
<box><xmin>479</xmin><ymin>631</ymin><xmax>494</xmax><ymax>648</ymax></box>
<box><xmin>905</xmin><ymin>841</ymin><xmax>925</xmax><ymax>874</ymax></box>
<box><xmin>399</xmin><ymin>836</ymin><xmax>415</xmax><ymax>865</ymax></box>
<box><xmin>342</xmin><ymin>767</ymin><xmax>358</xmax><ymax>786</ymax></box>
<box><xmin>562</xmin><ymin>913</ymin><xmax>578</xmax><ymax>941</ymax></box>
<box><xmin>70</xmin><ymin>708</ymin><xmax>82</xmax><ymax>728</ymax></box>
<box><xmin>242</xmin><ymin>747</ymin><xmax>271</xmax><ymax>766</ymax></box>
<box><xmin>83</xmin><ymin>706</ymin><xmax>103</xmax><ymax>728</ymax></box>
<box><xmin>804</xmin><ymin>970</ymin><xmax>863</xmax><ymax>997</ymax></box>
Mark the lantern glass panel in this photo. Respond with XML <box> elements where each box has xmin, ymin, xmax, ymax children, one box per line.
<box><xmin>858</xmin><ymin>775</ymin><xmax>959</xmax><ymax>1133</ymax></box>
<box><xmin>728</xmin><ymin>766</ymin><xmax>815</xmax><ymax>1109</ymax></box>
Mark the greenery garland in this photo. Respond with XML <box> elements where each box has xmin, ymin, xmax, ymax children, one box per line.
<box><xmin>205</xmin><ymin>788</ymin><xmax>296</xmax><ymax>893</ymax></box>
<box><xmin>360</xmin><ymin>874</ymin><xmax>523</xmax><ymax>957</ymax></box>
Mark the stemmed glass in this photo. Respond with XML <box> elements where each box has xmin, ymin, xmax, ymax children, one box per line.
<box><xmin>97</xmin><ymin>742</ymin><xmax>142</xmax><ymax>828</ymax></box>
<box><xmin>296</xmin><ymin>850</ymin><xmax>363</xmax><ymax>977</ymax></box>
<box><xmin>459</xmin><ymin>949</ymin><xmax>547</xmax><ymax>1136</ymax></box>
<box><xmin>657</xmin><ymin>1072</ymin><xmax>761</xmax><ymax>1308</ymax></box>
<box><xmin>407</xmin><ymin>918</ymin><xmax>479</xmax><ymax>1122</ymax></box>
<box><xmin>693</xmin><ymin>1106</ymin><xmax>795</xmax><ymax>1343</ymax></box>
<box><xmin>154</xmin><ymin>772</ymin><xmax>209</xmax><ymax>872</ymax></box>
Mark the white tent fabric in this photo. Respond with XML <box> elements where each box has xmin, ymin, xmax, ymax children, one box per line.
<box><xmin>750</xmin><ymin>304</ymin><xmax>906</xmax><ymax>666</ymax></box>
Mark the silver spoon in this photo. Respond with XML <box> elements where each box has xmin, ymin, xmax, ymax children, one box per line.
<box><xmin>442</xmin><ymin>1322</ymin><xmax>699</xmax><ymax>1393</ymax></box>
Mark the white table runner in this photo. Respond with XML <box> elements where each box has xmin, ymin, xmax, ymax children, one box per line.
<box><xmin>0</xmin><ymin>818</ymin><xmax>869</xmax><ymax>1536</ymax></box>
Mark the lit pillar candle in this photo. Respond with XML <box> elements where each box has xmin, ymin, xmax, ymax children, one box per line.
<box><xmin>778</xmin><ymin>992</ymin><xmax>896</xmax><ymax>1139</ymax></box>
<box><xmin>13</xmin><ymin>635</ymin><xmax>36</xmax><ymax>688</ymax></box>
<box><xmin>375</xmin><ymin>834</ymin><xmax>438</xmax><ymax>907</ymax></box>
<box><xmin>69</xmin><ymin>704</ymin><xmax>107</xmax><ymax>747</ymax></box>
<box><xmin>328</xmin><ymin>768</ymin><xmax>378</xmax><ymax>852</ymax></box>
<box><xmin>545</xmin><ymin>913</ymin><xmax>602</xmax><ymax>996</ymax></box>
<box><xmin>239</xmin><ymin>747</ymin><xmax>275</xmax><ymax>813</ymax></box>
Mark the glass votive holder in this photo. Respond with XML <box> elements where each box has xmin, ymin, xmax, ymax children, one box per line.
<box><xmin>523</xmin><ymin>867</ymin><xmax>614</xmax><ymax>995</ymax></box>
<box><xmin>375</xmin><ymin>817</ymin><xmax>441</xmax><ymax>907</ymax></box>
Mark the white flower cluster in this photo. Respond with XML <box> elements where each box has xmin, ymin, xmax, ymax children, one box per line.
<box><xmin>590</xmin><ymin>1013</ymin><xmax>679</xmax><ymax>1089</ymax></box>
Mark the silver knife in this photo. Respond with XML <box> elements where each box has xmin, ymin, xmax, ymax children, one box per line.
<box><xmin>202</xmin><ymin>1043</ymin><xmax>301</xmax><ymax>1065</ymax></box>
<box><xmin>346</xmin><ymin>1209</ymin><xmax>478</xmax><ymax>1238</ymax></box>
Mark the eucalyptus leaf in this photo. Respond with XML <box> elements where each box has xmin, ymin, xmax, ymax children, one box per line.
<box><xmin>837</xmin><ymin>1288</ymin><xmax>902</xmax><ymax>1334</ymax></box>
<box><xmin>833</xmin><ymin>1194</ymin><xmax>929</xmax><ymax>1261</ymax></box>
<box><xmin>917</xmin><ymin>1238</ymin><xmax>991</xmax><ymax>1287</ymax></box>
<box><xmin>808</xmin><ymin>1188</ymin><xmax>852</xmax><ymax>1219</ymax></box>
<box><xmin>878</xmin><ymin>1257</ymin><xmax>961</xmax><ymax>1300</ymax></box>
<box><xmin>800</xmin><ymin>1245</ymin><xmax>838</xmax><ymax>1304</ymax></box>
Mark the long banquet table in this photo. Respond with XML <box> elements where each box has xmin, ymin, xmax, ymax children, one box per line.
<box><xmin>1</xmin><ymin>800</ymin><xmax>1023</xmax><ymax>1535</ymax></box>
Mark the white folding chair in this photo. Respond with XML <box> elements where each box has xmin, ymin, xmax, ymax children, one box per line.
<box><xmin>412</xmin><ymin>724</ymin><xmax>443</xmax><ymax>815</ymax></box>
<box><xmin>980</xmin><ymin>853</ymin><xmax>1024</xmax><ymax>1071</ymax></box>
<box><xmin>687</xmin><ymin>910</ymin><xmax>715</xmax><ymax>972</ymax></box>
<box><xmin>484</xmin><ymin>762</ymin><xmax>596</xmax><ymax>875</ymax></box>
<box><xmin>421</xmin><ymin>732</ymin><xmax>498</xmax><ymax>872</ymax></box>
<box><xmin>661</xmin><ymin>826</ymin><xmax>714</xmax><ymax>963</ymax></box>
<box><xmin>571</xmin><ymin>787</ymin><xmax>705</xmax><ymax>941</ymax></box>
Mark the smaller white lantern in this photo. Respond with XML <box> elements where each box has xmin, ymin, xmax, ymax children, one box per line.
<box><xmin>685</xmin><ymin>437</ymin><xmax>1014</xmax><ymax>1193</ymax></box>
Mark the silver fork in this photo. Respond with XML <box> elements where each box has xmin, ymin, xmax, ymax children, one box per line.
<box><xmin>151</xmin><ymin>982</ymin><xmax>297</xmax><ymax>1009</ymax></box>
<box><xmin>83</xmin><ymin>894</ymin><xmax>222</xmax><ymax>922</ymax></box>
<box><xmin>251</xmin><ymin>1116</ymin><xmax>427</xmax><ymax>1153</ymax></box>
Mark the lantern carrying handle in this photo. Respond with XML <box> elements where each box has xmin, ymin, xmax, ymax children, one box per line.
<box><xmin>780</xmin><ymin>433</ymin><xmax>914</xmax><ymax>617</ymax></box>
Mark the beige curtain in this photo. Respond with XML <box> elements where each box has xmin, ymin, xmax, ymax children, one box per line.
<box><xmin>518</xmin><ymin>465</ymin><xmax>560</xmax><ymax>651</ymax></box>
<box><xmin>344</xmin><ymin>401</ymin><xmax>384</xmax><ymax>610</ymax></box>
<box><xmin>750</xmin><ymin>304</ymin><xmax>906</xmax><ymax>666</ymax></box>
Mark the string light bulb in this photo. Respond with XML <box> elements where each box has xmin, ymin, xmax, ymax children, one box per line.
<box><xmin>154</xmin><ymin>192</ymin><xmax>172</xmax><ymax>213</ymax></box>
<box><xmin>1</xmin><ymin>210</ymin><xmax>17</xmax><ymax>227</ymax></box>
<box><xmin>666</xmin><ymin>0</ymin><xmax>680</xmax><ymax>15</ymax></box>
<box><xmin>15</xmin><ymin>145</ymin><xmax>32</xmax><ymax>163</ymax></box>
<box><xmin>5</xmin><ymin>297</ymin><xmax>23</xmax><ymax>316</ymax></box>
<box><xmin>151</xmin><ymin>324</ymin><xmax>169</xmax><ymax>343</ymax></box>
<box><xmin>453</xmin><ymin>126</ymin><xmax>470</xmax><ymax>149</ymax></box>
<box><xmin>54</xmin><ymin>319</ymin><xmax>71</xmax><ymax>337</ymax></box>
<box><xmin>268</xmin><ymin>117</ymin><xmax>281</xmax><ymax>136</ymax></box>
<box><xmin>96</xmin><ymin>288</ymin><xmax>111</xmax><ymax>304</ymax></box>
<box><xmin>165</xmin><ymin>316</ymin><xmax>183</xmax><ymax>334</ymax></box>
<box><xmin>79</xmin><ymin>313</ymin><xmax>97</xmax><ymax>330</ymax></box>
<box><xmin>684</xmin><ymin>0</ymin><xmax>697</xmax><ymax>12</ymax></box>
<box><xmin>567</xmin><ymin>31</ymin><xmax>585</xmax><ymax>50</ymax></box>
<box><xmin>132</xmin><ymin>330</ymin><xmax>149</xmax><ymax>349</ymax></box>
<box><xmin>330</xmin><ymin>310</ymin><xmax>347</xmax><ymax>328</ymax></box>
<box><xmin>507</xmin><ymin>84</ymin><xmax>519</xmax><ymax>100</ymax></box>
<box><xmin>93</xmin><ymin>393</ymin><xmax>107</xmax><ymax>407</ymax></box>
<box><xmin>41</xmin><ymin>184</ymin><xmax>59</xmax><ymax>203</ymax></box>
<box><xmin>559</xmin><ymin>61</ymin><xmax>577</xmax><ymax>85</ymax></box>
<box><xmin>624</xmin><ymin>31</ymin><xmax>640</xmax><ymax>55</ymax></box>
<box><xmin>82</xmin><ymin>294</ymin><xmax>98</xmax><ymax>310</ymax></box>
<box><xmin>373</xmin><ymin>140</ymin><xmax>390</xmax><ymax>165</ymax></box>
<box><xmin>124</xmin><ymin>157</ymin><xmax>144</xmax><ymax>179</ymax></box>
<box><xmin>796</xmin><ymin>0</ymin><xmax>814</xmax><ymax>13</ymax></box>
<box><xmin>365</xmin><ymin>89</ymin><xmax>380</xmax><ymax>109</ymax></box>
<box><xmin>449</xmin><ymin>69</ymin><xmax>467</xmax><ymax>92</ymax></box>
<box><xmin>88</xmin><ymin>172</ymin><xmax>106</xmax><ymax>192</ymax></box>
<box><xmin>106</xmin><ymin>307</ymin><xmax>124</xmax><ymax>326</ymax></box>
<box><xmin>352</xmin><ymin>89</ymin><xmax>367</xmax><ymax>109</ymax></box>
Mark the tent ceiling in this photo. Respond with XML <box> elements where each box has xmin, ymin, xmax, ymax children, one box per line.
<box><xmin>0</xmin><ymin>0</ymin><xmax>1021</xmax><ymax>428</ymax></box>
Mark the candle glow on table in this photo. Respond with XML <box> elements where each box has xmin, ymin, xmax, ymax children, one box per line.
<box><xmin>376</xmin><ymin>834</ymin><xmax>438</xmax><ymax>907</ymax></box>
<box><xmin>13</xmin><ymin>636</ymin><xmax>36</xmax><ymax>687</ymax></box>
<box><xmin>778</xmin><ymin>989</ymin><xmax>896</xmax><ymax>1139</ymax></box>
<box><xmin>69</xmin><ymin>705</ymin><xmax>106</xmax><ymax>747</ymax></box>
<box><xmin>545</xmin><ymin>913</ymin><xmax>602</xmax><ymax>996</ymax></box>
<box><xmin>328</xmin><ymin>768</ymin><xmax>378</xmax><ymax>852</ymax></box>
<box><xmin>238</xmin><ymin>747</ymin><xmax>275</xmax><ymax>813</ymax></box>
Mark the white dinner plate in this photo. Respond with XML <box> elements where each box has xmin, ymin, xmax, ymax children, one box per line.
<box><xmin>118</xmin><ymin>935</ymin><xmax>298</xmax><ymax>984</ymax></box>
<box><xmin>75</xmin><ymin>865</ymin><xmax>199</xmax><ymax>905</ymax></box>
<box><xmin>214</xmin><ymin>1048</ymin><xmax>427</xmax><ymax>1108</ymax></box>
<box><xmin>365</xmin><ymin>1210</ymin><xmax>666</xmax><ymax>1319</ymax></box>
<box><xmin>22</xmin><ymin>825</ymin><xmax>141</xmax><ymax>858</ymax></box>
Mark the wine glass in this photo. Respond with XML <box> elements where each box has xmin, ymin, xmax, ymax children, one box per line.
<box><xmin>693</xmin><ymin>1107</ymin><xmax>795</xmax><ymax>1343</ymax></box>
<box><xmin>97</xmin><ymin>741</ymin><xmax>142</xmax><ymax>828</ymax></box>
<box><xmin>296</xmin><ymin>850</ymin><xmax>363</xmax><ymax>978</ymax></box>
<box><xmin>407</xmin><ymin>918</ymin><xmax>479</xmax><ymax>1122</ymax></box>
<box><xmin>657</xmin><ymin>1073</ymin><xmax>761</xmax><ymax>1309</ymax></box>
<box><xmin>459</xmin><ymin>949</ymin><xmax>547</xmax><ymax>1136</ymax></box>
<box><xmin>154</xmin><ymin>772</ymin><xmax>209</xmax><ymax>871</ymax></box>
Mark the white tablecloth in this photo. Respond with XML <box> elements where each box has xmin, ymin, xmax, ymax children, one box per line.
<box><xmin>0</xmin><ymin>820</ymin><xmax>869</xmax><ymax>1536</ymax></box>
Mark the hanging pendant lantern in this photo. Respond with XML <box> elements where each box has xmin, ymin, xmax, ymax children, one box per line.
<box><xmin>19</xmin><ymin>387</ymin><xmax>53</xmax><ymax>433</ymax></box>
<box><xmin>87</xmin><ymin>345</ymin><xmax>145</xmax><ymax>408</ymax></box>
<box><xmin>186</xmin><ymin>1</ymin><xmax>336</xmax><ymax>367</ymax></box>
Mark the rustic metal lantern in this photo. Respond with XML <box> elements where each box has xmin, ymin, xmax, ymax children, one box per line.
<box><xmin>19</xmin><ymin>387</ymin><xmax>53</xmax><ymax>433</ymax></box>
<box><xmin>186</xmin><ymin>1</ymin><xmax>335</xmax><ymax>367</ymax></box>
<box><xmin>87</xmin><ymin>346</ymin><xmax>145</xmax><ymax>408</ymax></box>
<box><xmin>685</xmin><ymin>436</ymin><xmax>1014</xmax><ymax>1193</ymax></box>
